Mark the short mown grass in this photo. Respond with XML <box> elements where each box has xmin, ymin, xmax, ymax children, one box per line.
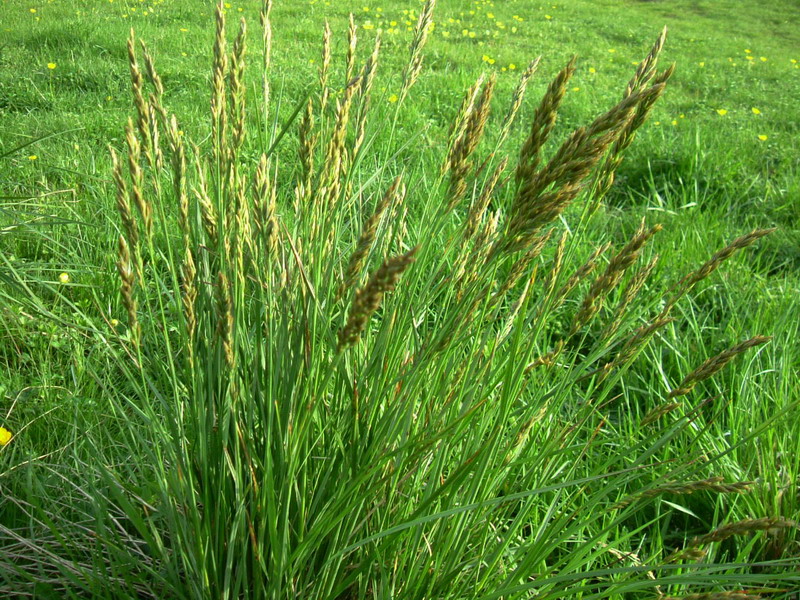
<box><xmin>1</xmin><ymin>1</ymin><xmax>798</xmax><ymax>598</ymax></box>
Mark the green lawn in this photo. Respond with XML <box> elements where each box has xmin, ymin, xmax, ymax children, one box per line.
<box><xmin>1</xmin><ymin>0</ymin><xmax>798</xmax><ymax>598</ymax></box>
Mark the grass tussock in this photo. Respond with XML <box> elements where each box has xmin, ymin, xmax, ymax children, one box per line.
<box><xmin>0</xmin><ymin>2</ymin><xmax>797</xmax><ymax>599</ymax></box>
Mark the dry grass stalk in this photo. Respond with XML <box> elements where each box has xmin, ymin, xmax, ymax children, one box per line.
<box><xmin>447</xmin><ymin>74</ymin><xmax>496</xmax><ymax>212</ymax></box>
<box><xmin>229</xmin><ymin>18</ymin><xmax>248</xmax><ymax>159</ymax></box>
<box><xmin>337</xmin><ymin>176</ymin><xmax>403</xmax><ymax>302</ymax></box>
<box><xmin>689</xmin><ymin>517</ymin><xmax>796</xmax><ymax>547</ymax></box>
<box><xmin>659</xmin><ymin>228</ymin><xmax>775</xmax><ymax>319</ymax></box>
<box><xmin>515</xmin><ymin>56</ymin><xmax>576</xmax><ymax>185</ymax></box>
<box><xmin>569</xmin><ymin>220</ymin><xmax>662</xmax><ymax>335</ymax></box>
<box><xmin>399</xmin><ymin>0</ymin><xmax>436</xmax><ymax>103</ymax></box>
<box><xmin>442</xmin><ymin>74</ymin><xmax>485</xmax><ymax>177</ymax></box>
<box><xmin>117</xmin><ymin>235</ymin><xmax>140</xmax><ymax>347</ymax></box>
<box><xmin>319</xmin><ymin>21</ymin><xmax>332</xmax><ymax>114</ymax></box>
<box><xmin>616</xmin><ymin>477</ymin><xmax>753</xmax><ymax>509</ymax></box>
<box><xmin>138</xmin><ymin>40</ymin><xmax>166</xmax><ymax>173</ymax></box>
<box><xmin>668</xmin><ymin>336</ymin><xmax>772</xmax><ymax>398</ymax></box>
<box><xmin>211</xmin><ymin>2</ymin><xmax>229</xmax><ymax>168</ymax></box>
<box><xmin>124</xmin><ymin>118</ymin><xmax>153</xmax><ymax>240</ymax></box>
<box><xmin>216</xmin><ymin>271</ymin><xmax>235</xmax><ymax>368</ymax></box>
<box><xmin>640</xmin><ymin>401</ymin><xmax>682</xmax><ymax>426</ymax></box>
<box><xmin>338</xmin><ymin>247</ymin><xmax>418</xmax><ymax>351</ymax></box>
<box><xmin>498</xmin><ymin>57</ymin><xmax>541</xmax><ymax>147</ymax></box>
<box><xmin>181</xmin><ymin>246</ymin><xmax>198</xmax><ymax>369</ymax></box>
<box><xmin>602</xmin><ymin>254</ymin><xmax>659</xmax><ymax>341</ymax></box>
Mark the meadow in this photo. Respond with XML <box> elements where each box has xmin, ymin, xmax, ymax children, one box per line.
<box><xmin>1</xmin><ymin>0</ymin><xmax>799</xmax><ymax>598</ymax></box>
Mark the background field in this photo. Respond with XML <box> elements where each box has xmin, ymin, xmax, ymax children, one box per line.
<box><xmin>1</xmin><ymin>0</ymin><xmax>799</xmax><ymax>598</ymax></box>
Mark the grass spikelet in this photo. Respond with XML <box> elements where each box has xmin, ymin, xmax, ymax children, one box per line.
<box><xmin>660</xmin><ymin>228</ymin><xmax>775</xmax><ymax>318</ymax></box>
<box><xmin>624</xmin><ymin>26</ymin><xmax>668</xmax><ymax>98</ymax></box>
<box><xmin>515</xmin><ymin>56</ymin><xmax>576</xmax><ymax>185</ymax></box>
<box><xmin>297</xmin><ymin>98</ymin><xmax>316</xmax><ymax>204</ymax></box>
<box><xmin>254</xmin><ymin>154</ymin><xmax>278</xmax><ymax>256</ymax></box>
<box><xmin>111</xmin><ymin>148</ymin><xmax>139</xmax><ymax>252</ymax></box>
<box><xmin>353</xmin><ymin>33</ymin><xmax>381</xmax><ymax>160</ymax></box>
<box><xmin>337</xmin><ymin>176</ymin><xmax>402</xmax><ymax>302</ymax></box>
<box><xmin>124</xmin><ymin>117</ymin><xmax>153</xmax><ymax>239</ymax></box>
<box><xmin>498</xmin><ymin>56</ymin><xmax>541</xmax><ymax>148</ymax></box>
<box><xmin>211</xmin><ymin>1</ymin><xmax>229</xmax><ymax>168</ymax></box>
<box><xmin>689</xmin><ymin>517</ymin><xmax>796</xmax><ymax>547</ymax></box>
<box><xmin>447</xmin><ymin>74</ymin><xmax>496</xmax><ymax>212</ymax></box>
<box><xmin>338</xmin><ymin>247</ymin><xmax>418</xmax><ymax>351</ymax></box>
<box><xmin>399</xmin><ymin>0</ymin><xmax>436</xmax><ymax>103</ymax></box>
<box><xmin>442</xmin><ymin>74</ymin><xmax>485</xmax><ymax>177</ymax></box>
<box><xmin>603</xmin><ymin>316</ymin><xmax>675</xmax><ymax>376</ymax></box>
<box><xmin>462</xmin><ymin>156</ymin><xmax>507</xmax><ymax>248</ymax></box>
<box><xmin>216</xmin><ymin>271</ymin><xmax>235</xmax><ymax>368</ymax></box>
<box><xmin>260</xmin><ymin>0</ymin><xmax>273</xmax><ymax>117</ymax></box>
<box><xmin>126</xmin><ymin>30</ymin><xmax>154</xmax><ymax>167</ymax></box>
<box><xmin>345</xmin><ymin>14</ymin><xmax>357</xmax><ymax>84</ymax></box>
<box><xmin>319</xmin><ymin>21</ymin><xmax>332</xmax><ymax>114</ymax></box>
<box><xmin>229</xmin><ymin>18</ymin><xmax>247</xmax><ymax>158</ymax></box>
<box><xmin>595</xmin><ymin>61</ymin><xmax>674</xmax><ymax>199</ymax></box>
<box><xmin>492</xmin><ymin>230</ymin><xmax>551</xmax><ymax>304</ymax></box>
<box><xmin>194</xmin><ymin>152</ymin><xmax>218</xmax><ymax>247</ymax></box>
<box><xmin>116</xmin><ymin>235</ymin><xmax>140</xmax><ymax>347</ymax></box>
<box><xmin>569</xmin><ymin>219</ymin><xmax>662</xmax><ymax>335</ymax></box>
<box><xmin>616</xmin><ymin>477</ymin><xmax>753</xmax><ymax>509</ymax></box>
<box><xmin>668</xmin><ymin>336</ymin><xmax>772</xmax><ymax>397</ymax></box>
<box><xmin>505</xmin><ymin>83</ymin><xmax>665</xmax><ymax>254</ymax></box>
<box><xmin>601</xmin><ymin>254</ymin><xmax>659</xmax><ymax>341</ymax></box>
<box><xmin>319</xmin><ymin>75</ymin><xmax>360</xmax><ymax>209</ymax></box>
<box><xmin>640</xmin><ymin>401</ymin><xmax>682</xmax><ymax>426</ymax></box>
<box><xmin>139</xmin><ymin>39</ymin><xmax>166</xmax><ymax>125</ymax></box>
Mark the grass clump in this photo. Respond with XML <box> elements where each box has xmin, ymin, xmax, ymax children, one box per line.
<box><xmin>1</xmin><ymin>2</ymin><xmax>797</xmax><ymax>599</ymax></box>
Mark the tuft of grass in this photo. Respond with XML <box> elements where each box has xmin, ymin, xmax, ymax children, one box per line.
<box><xmin>1</xmin><ymin>2</ymin><xmax>798</xmax><ymax>599</ymax></box>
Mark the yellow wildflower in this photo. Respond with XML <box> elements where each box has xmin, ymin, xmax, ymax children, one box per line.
<box><xmin>0</xmin><ymin>427</ymin><xmax>11</xmax><ymax>446</ymax></box>
<box><xmin>716</xmin><ymin>109</ymin><xmax>728</xmax><ymax>116</ymax></box>
<box><xmin>757</xmin><ymin>134</ymin><xmax>768</xmax><ymax>141</ymax></box>
<box><xmin>59</xmin><ymin>272</ymin><xmax>70</xmax><ymax>284</ymax></box>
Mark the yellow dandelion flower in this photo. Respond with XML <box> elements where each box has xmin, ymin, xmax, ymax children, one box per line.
<box><xmin>59</xmin><ymin>272</ymin><xmax>70</xmax><ymax>284</ymax></box>
<box><xmin>759</xmin><ymin>56</ymin><xmax>767</xmax><ymax>62</ymax></box>
<box><xmin>572</xmin><ymin>86</ymin><xmax>580</xmax><ymax>92</ymax></box>
<box><xmin>111</xmin><ymin>318</ymin><xmax>120</xmax><ymax>327</ymax></box>
<box><xmin>698</xmin><ymin>61</ymin><xmax>705</xmax><ymax>67</ymax></box>
<box><xmin>388</xmin><ymin>93</ymin><xmax>398</xmax><ymax>103</ymax></box>
<box><xmin>30</xmin><ymin>8</ymin><xmax>37</xmax><ymax>13</ymax></box>
<box><xmin>751</xmin><ymin>107</ymin><xmax>761</xmax><ymax>114</ymax></box>
<box><xmin>486</xmin><ymin>11</ymin><xmax>494</xmax><ymax>18</ymax></box>
<box><xmin>0</xmin><ymin>426</ymin><xmax>12</xmax><ymax>446</ymax></box>
<box><xmin>744</xmin><ymin>49</ymin><xmax>751</xmax><ymax>53</ymax></box>
<box><xmin>47</xmin><ymin>62</ymin><xmax>57</xmax><ymax>69</ymax></box>
<box><xmin>468</xmin><ymin>31</ymin><xmax>475</xmax><ymax>38</ymax></box>
<box><xmin>757</xmin><ymin>134</ymin><xmax>768</xmax><ymax>141</ymax></box>
<box><xmin>588</xmin><ymin>67</ymin><xmax>596</xmax><ymax>74</ymax></box>
<box><xmin>509</xmin><ymin>63</ymin><xmax>516</xmax><ymax>70</ymax></box>
<box><xmin>608</xmin><ymin>48</ymin><xmax>616</xmax><ymax>53</ymax></box>
<box><xmin>671</xmin><ymin>120</ymin><xmax>678</xmax><ymax>126</ymax></box>
<box><xmin>29</xmin><ymin>155</ymin><xmax>38</xmax><ymax>160</ymax></box>
<box><xmin>544</xmin><ymin>14</ymin><xmax>552</xmax><ymax>19</ymax></box>
<box><xmin>716</xmin><ymin>109</ymin><xmax>728</xmax><ymax>116</ymax></box>
<box><xmin>180</xmin><ymin>27</ymin><xmax>188</xmax><ymax>32</ymax></box>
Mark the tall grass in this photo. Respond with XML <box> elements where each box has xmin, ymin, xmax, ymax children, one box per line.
<box><xmin>1</xmin><ymin>2</ymin><xmax>797</xmax><ymax>598</ymax></box>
